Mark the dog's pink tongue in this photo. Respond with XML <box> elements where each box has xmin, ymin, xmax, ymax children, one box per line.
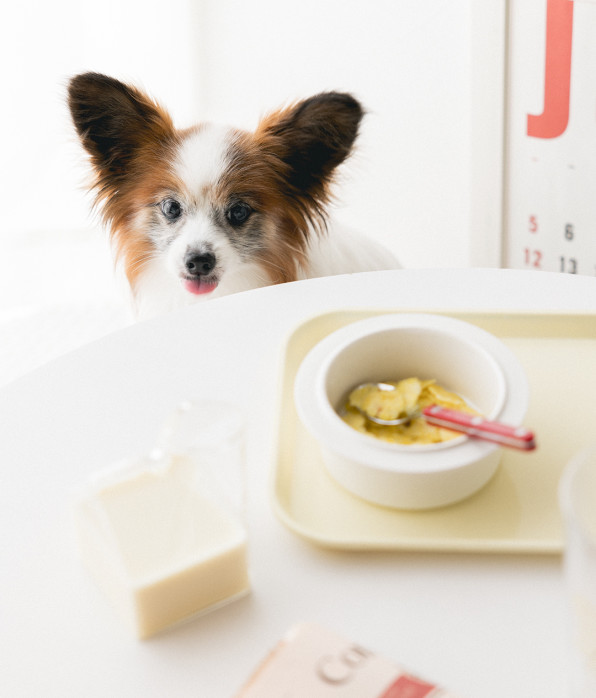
<box><xmin>183</xmin><ymin>279</ymin><xmax>218</xmax><ymax>296</ymax></box>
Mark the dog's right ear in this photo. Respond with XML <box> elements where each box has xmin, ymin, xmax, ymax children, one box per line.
<box><xmin>67</xmin><ymin>72</ymin><xmax>175</xmax><ymax>178</ymax></box>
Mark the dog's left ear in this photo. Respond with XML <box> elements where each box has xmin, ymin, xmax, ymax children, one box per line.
<box><xmin>67</xmin><ymin>72</ymin><xmax>175</xmax><ymax>180</ymax></box>
<box><xmin>257</xmin><ymin>92</ymin><xmax>363</xmax><ymax>196</ymax></box>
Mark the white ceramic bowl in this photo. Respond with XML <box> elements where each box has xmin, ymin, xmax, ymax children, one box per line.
<box><xmin>294</xmin><ymin>313</ymin><xmax>529</xmax><ymax>509</ymax></box>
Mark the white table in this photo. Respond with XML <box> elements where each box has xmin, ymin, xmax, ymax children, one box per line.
<box><xmin>1</xmin><ymin>268</ymin><xmax>595</xmax><ymax>698</ymax></box>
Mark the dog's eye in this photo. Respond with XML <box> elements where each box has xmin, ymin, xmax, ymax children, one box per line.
<box><xmin>227</xmin><ymin>203</ymin><xmax>252</xmax><ymax>226</ymax></box>
<box><xmin>161</xmin><ymin>198</ymin><xmax>182</xmax><ymax>221</ymax></box>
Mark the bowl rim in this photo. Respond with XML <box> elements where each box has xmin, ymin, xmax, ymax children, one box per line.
<box><xmin>294</xmin><ymin>313</ymin><xmax>529</xmax><ymax>475</ymax></box>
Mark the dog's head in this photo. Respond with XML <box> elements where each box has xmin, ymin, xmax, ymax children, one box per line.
<box><xmin>68</xmin><ymin>73</ymin><xmax>363</xmax><ymax>307</ymax></box>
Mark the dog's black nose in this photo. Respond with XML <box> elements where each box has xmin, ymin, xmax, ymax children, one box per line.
<box><xmin>185</xmin><ymin>252</ymin><xmax>216</xmax><ymax>277</ymax></box>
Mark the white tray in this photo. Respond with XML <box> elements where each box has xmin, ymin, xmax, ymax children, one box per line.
<box><xmin>271</xmin><ymin>309</ymin><xmax>596</xmax><ymax>553</ymax></box>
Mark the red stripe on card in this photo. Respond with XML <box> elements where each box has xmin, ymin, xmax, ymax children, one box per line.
<box><xmin>379</xmin><ymin>674</ymin><xmax>437</xmax><ymax>698</ymax></box>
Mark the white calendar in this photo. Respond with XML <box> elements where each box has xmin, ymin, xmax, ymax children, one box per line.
<box><xmin>504</xmin><ymin>0</ymin><xmax>596</xmax><ymax>275</ymax></box>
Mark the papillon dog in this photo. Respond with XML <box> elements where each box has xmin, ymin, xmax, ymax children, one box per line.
<box><xmin>68</xmin><ymin>73</ymin><xmax>399</xmax><ymax>319</ymax></box>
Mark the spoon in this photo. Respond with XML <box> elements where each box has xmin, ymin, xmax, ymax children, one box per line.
<box><xmin>349</xmin><ymin>383</ymin><xmax>536</xmax><ymax>451</ymax></box>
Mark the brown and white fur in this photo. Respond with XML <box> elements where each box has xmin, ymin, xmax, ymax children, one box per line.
<box><xmin>68</xmin><ymin>73</ymin><xmax>399</xmax><ymax>319</ymax></box>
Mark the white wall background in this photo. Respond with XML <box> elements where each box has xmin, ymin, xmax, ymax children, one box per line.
<box><xmin>1</xmin><ymin>0</ymin><xmax>201</xmax><ymax>237</ymax></box>
<box><xmin>0</xmin><ymin>1</ymin><xmax>505</xmax><ymax>272</ymax></box>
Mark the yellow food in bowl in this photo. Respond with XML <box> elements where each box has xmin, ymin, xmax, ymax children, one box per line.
<box><xmin>342</xmin><ymin>377</ymin><xmax>478</xmax><ymax>445</ymax></box>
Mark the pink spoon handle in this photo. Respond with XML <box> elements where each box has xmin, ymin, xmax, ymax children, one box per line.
<box><xmin>422</xmin><ymin>405</ymin><xmax>536</xmax><ymax>451</ymax></box>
